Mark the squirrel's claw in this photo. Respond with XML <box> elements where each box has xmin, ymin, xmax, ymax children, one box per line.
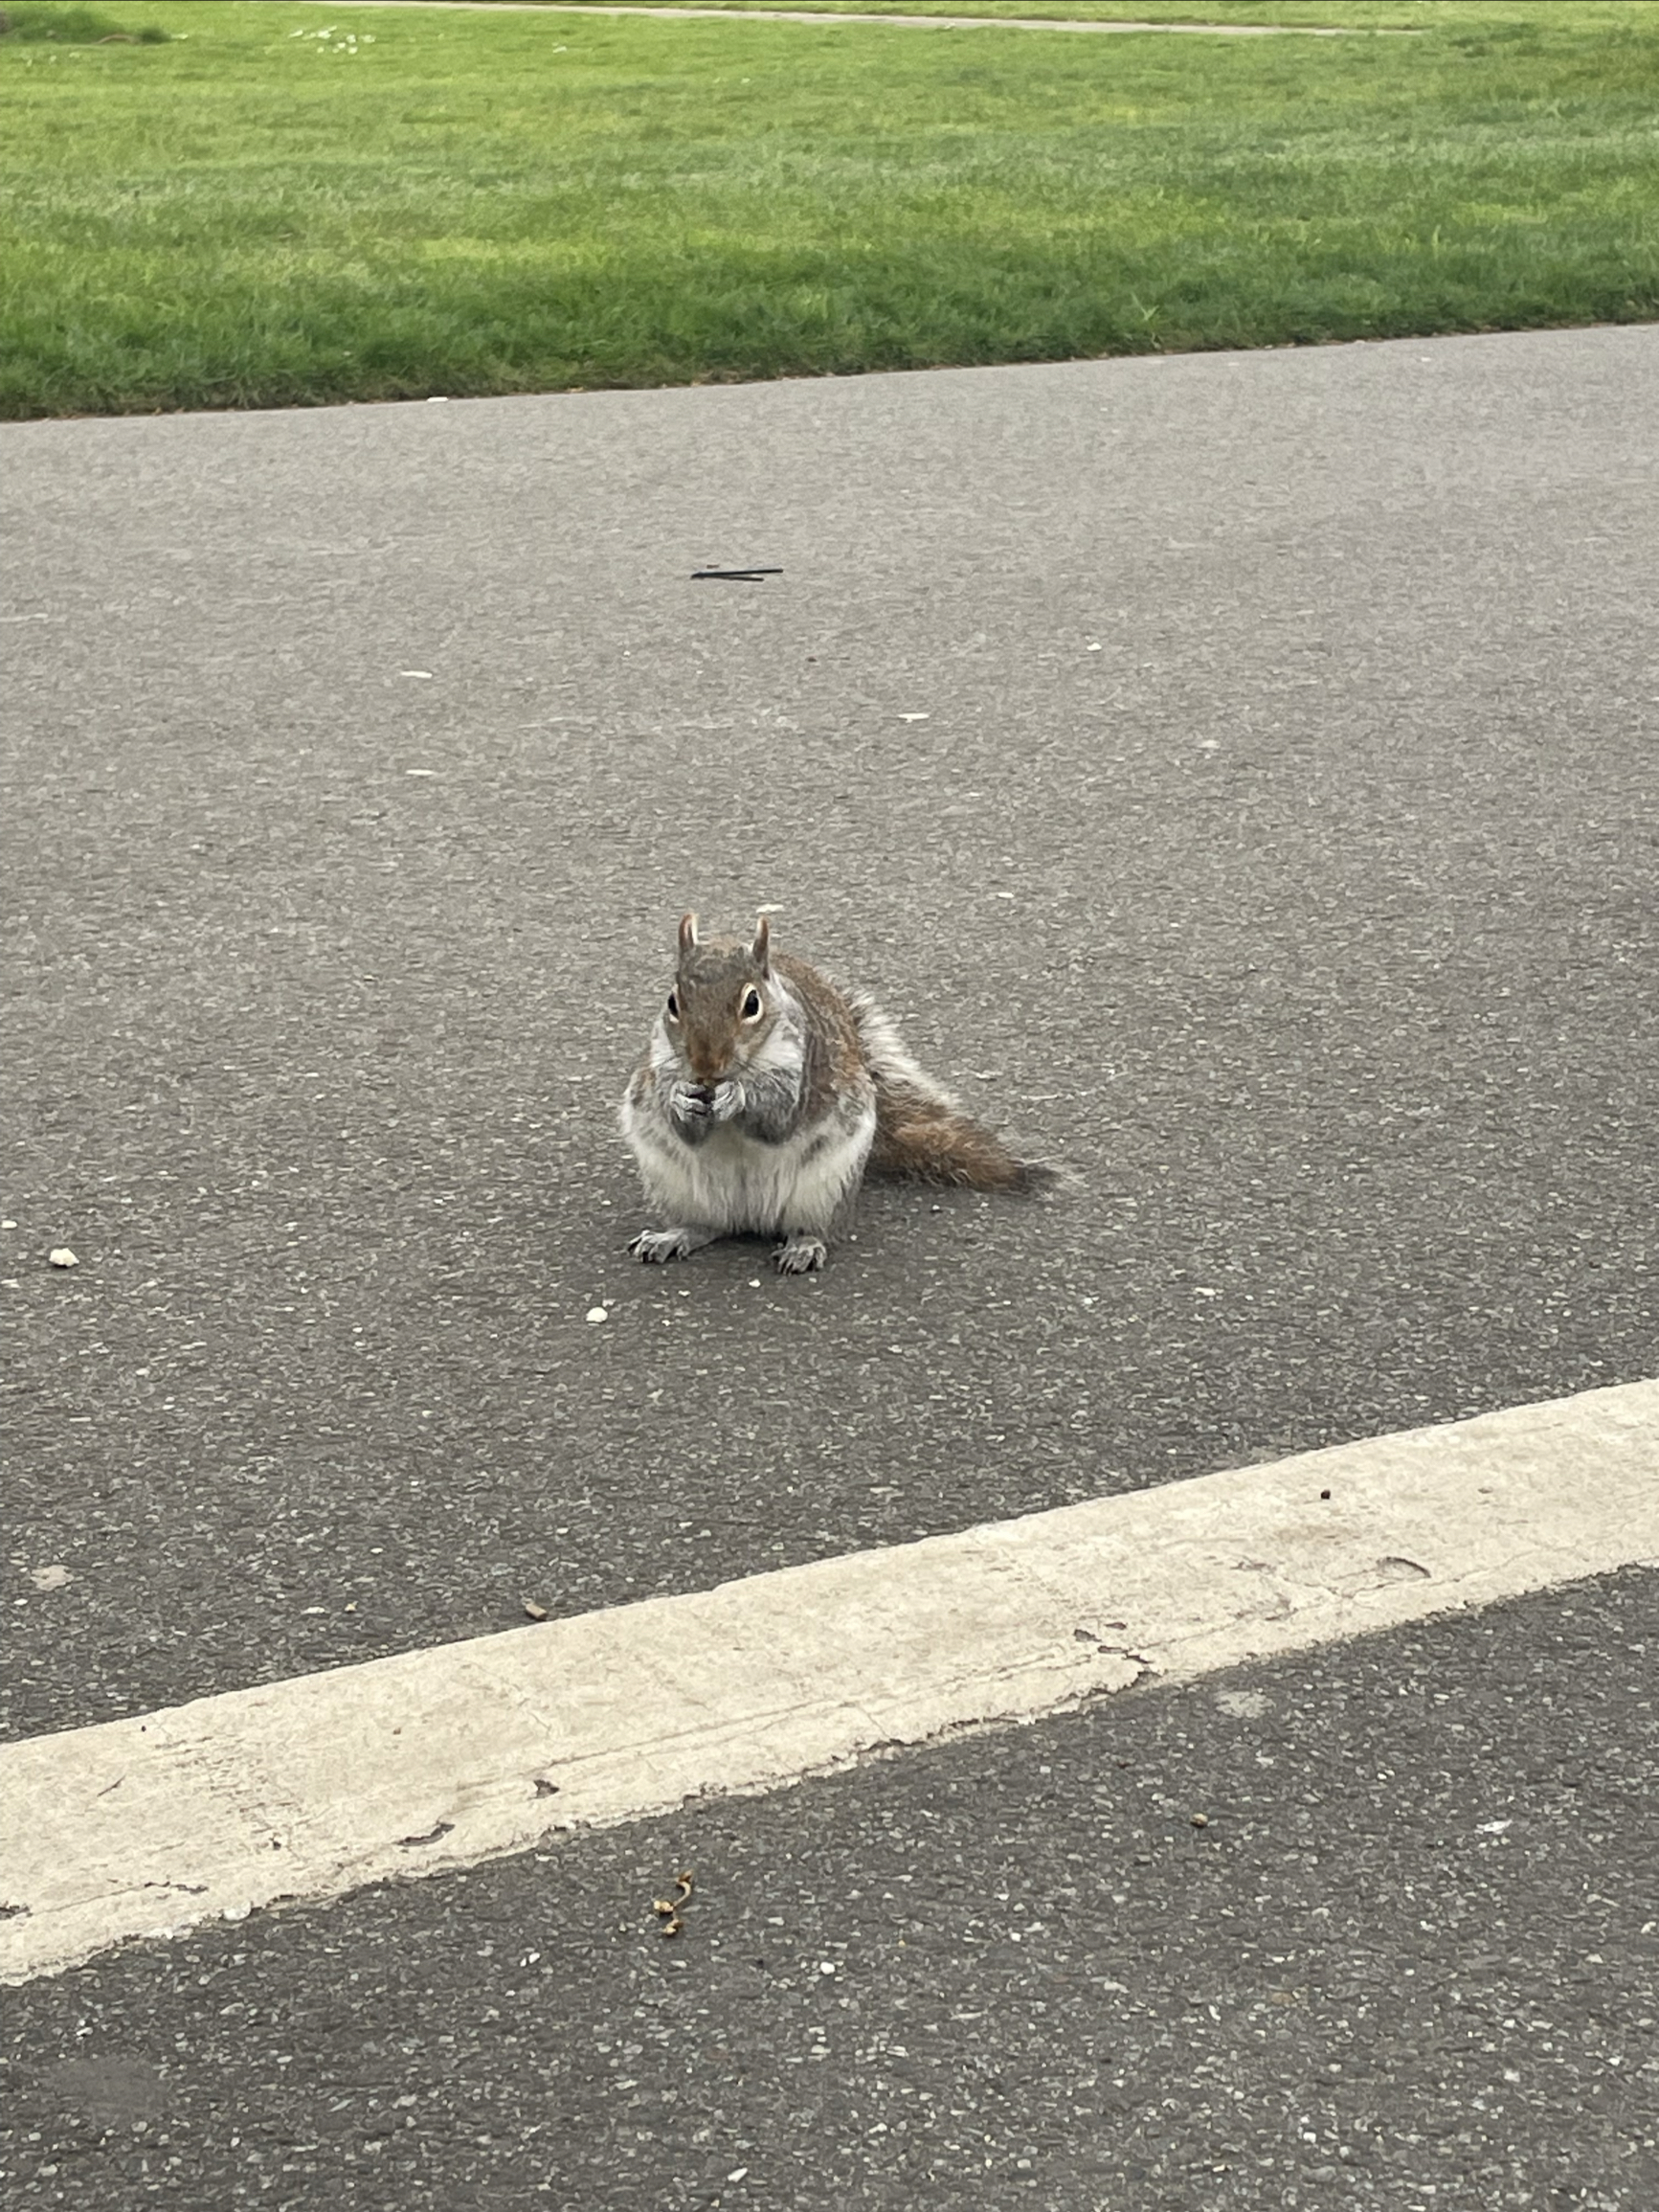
<box><xmin>630</xmin><ymin>1228</ymin><xmax>703</xmax><ymax>1264</ymax></box>
<box><xmin>774</xmin><ymin>1235</ymin><xmax>828</xmax><ymax>1275</ymax></box>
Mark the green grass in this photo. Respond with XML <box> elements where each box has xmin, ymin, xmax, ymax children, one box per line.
<box><xmin>464</xmin><ymin>1</ymin><xmax>1658</xmax><ymax>32</ymax></box>
<box><xmin>0</xmin><ymin>3</ymin><xmax>168</xmax><ymax>38</ymax></box>
<box><xmin>1</xmin><ymin>0</ymin><xmax>1655</xmax><ymax>418</ymax></box>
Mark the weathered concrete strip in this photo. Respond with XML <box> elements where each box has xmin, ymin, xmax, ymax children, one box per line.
<box><xmin>3</xmin><ymin>1378</ymin><xmax>1654</xmax><ymax>1984</ymax></box>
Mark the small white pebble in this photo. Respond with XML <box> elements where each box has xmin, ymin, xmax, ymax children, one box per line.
<box><xmin>48</xmin><ymin>1248</ymin><xmax>78</xmax><ymax>1269</ymax></box>
<box><xmin>818</xmin><ymin>1961</ymin><xmax>837</xmax><ymax>1975</ymax></box>
<box><xmin>585</xmin><ymin>1307</ymin><xmax>609</xmax><ymax>1324</ymax></box>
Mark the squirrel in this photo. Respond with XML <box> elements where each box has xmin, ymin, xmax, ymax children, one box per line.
<box><xmin>619</xmin><ymin>913</ymin><xmax>1055</xmax><ymax>1274</ymax></box>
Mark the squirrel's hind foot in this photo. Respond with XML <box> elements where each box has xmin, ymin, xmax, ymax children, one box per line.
<box><xmin>774</xmin><ymin>1234</ymin><xmax>828</xmax><ymax>1275</ymax></box>
<box><xmin>629</xmin><ymin>1227</ymin><xmax>715</xmax><ymax>1265</ymax></box>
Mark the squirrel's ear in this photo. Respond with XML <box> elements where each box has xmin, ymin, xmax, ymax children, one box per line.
<box><xmin>751</xmin><ymin>914</ymin><xmax>772</xmax><ymax>974</ymax></box>
<box><xmin>678</xmin><ymin>912</ymin><xmax>700</xmax><ymax>956</ymax></box>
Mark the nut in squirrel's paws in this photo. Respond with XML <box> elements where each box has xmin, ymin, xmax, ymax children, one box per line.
<box><xmin>669</xmin><ymin>1082</ymin><xmax>713</xmax><ymax>1125</ymax></box>
<box><xmin>774</xmin><ymin>1235</ymin><xmax>827</xmax><ymax>1275</ymax></box>
<box><xmin>669</xmin><ymin>1079</ymin><xmax>745</xmax><ymax>1125</ymax></box>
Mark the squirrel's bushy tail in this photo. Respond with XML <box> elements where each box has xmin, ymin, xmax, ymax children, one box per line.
<box><xmin>851</xmin><ymin>996</ymin><xmax>1058</xmax><ymax>1194</ymax></box>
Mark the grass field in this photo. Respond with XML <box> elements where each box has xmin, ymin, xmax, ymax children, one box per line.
<box><xmin>1</xmin><ymin>0</ymin><xmax>1655</xmax><ymax>418</ymax></box>
<box><xmin>459</xmin><ymin>2</ymin><xmax>1652</xmax><ymax>27</ymax></box>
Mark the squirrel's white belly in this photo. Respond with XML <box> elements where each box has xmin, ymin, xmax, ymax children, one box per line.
<box><xmin>630</xmin><ymin>1106</ymin><xmax>877</xmax><ymax>1235</ymax></box>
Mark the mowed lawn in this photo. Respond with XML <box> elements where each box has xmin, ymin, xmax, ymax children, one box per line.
<box><xmin>1</xmin><ymin>0</ymin><xmax>1655</xmax><ymax>418</ymax></box>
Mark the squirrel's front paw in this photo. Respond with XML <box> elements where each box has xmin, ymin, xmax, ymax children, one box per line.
<box><xmin>708</xmin><ymin>1080</ymin><xmax>746</xmax><ymax>1123</ymax></box>
<box><xmin>668</xmin><ymin>1081</ymin><xmax>712</xmax><ymax>1127</ymax></box>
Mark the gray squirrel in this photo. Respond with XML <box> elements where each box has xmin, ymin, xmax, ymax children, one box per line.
<box><xmin>619</xmin><ymin>913</ymin><xmax>1055</xmax><ymax>1274</ymax></box>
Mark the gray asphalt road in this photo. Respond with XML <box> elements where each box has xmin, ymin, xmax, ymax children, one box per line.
<box><xmin>5</xmin><ymin>324</ymin><xmax>1658</xmax><ymax>2211</ymax></box>
<box><xmin>5</xmin><ymin>327</ymin><xmax>1656</xmax><ymax>1739</ymax></box>
<box><xmin>4</xmin><ymin>1569</ymin><xmax>1654</xmax><ymax>2208</ymax></box>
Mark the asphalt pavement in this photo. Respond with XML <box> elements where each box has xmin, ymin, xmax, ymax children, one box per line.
<box><xmin>3</xmin><ymin>1569</ymin><xmax>1654</xmax><ymax>2208</ymax></box>
<box><xmin>5</xmin><ymin>324</ymin><xmax>1656</xmax><ymax>1736</ymax></box>
<box><xmin>3</xmin><ymin>324</ymin><xmax>1657</xmax><ymax>2205</ymax></box>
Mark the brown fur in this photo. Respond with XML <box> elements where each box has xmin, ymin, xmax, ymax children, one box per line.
<box><xmin>765</xmin><ymin>953</ymin><xmax>864</xmax><ymax>1115</ymax></box>
<box><xmin>867</xmin><ymin>1080</ymin><xmax>1053</xmax><ymax>1191</ymax></box>
<box><xmin>662</xmin><ymin>914</ymin><xmax>1055</xmax><ymax>1193</ymax></box>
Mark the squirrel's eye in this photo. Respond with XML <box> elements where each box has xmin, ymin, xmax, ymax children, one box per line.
<box><xmin>741</xmin><ymin>988</ymin><xmax>763</xmax><ymax>1022</ymax></box>
<box><xmin>665</xmin><ymin>991</ymin><xmax>680</xmax><ymax>1021</ymax></box>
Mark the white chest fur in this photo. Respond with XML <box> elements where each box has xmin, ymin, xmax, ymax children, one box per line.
<box><xmin>623</xmin><ymin>1095</ymin><xmax>877</xmax><ymax>1236</ymax></box>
